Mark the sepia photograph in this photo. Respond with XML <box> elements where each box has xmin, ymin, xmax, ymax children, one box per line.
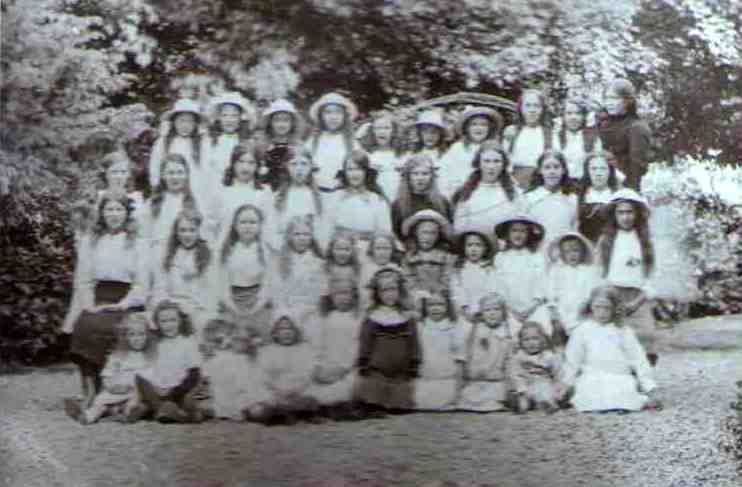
<box><xmin>2</xmin><ymin>0</ymin><xmax>742</xmax><ymax>485</ymax></box>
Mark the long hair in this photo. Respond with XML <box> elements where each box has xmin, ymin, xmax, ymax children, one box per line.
<box><xmin>413</xmin><ymin>124</ymin><xmax>448</xmax><ymax>156</ymax></box>
<box><xmin>150</xmin><ymin>153</ymin><xmax>198</xmax><ymax>219</ymax></box>
<box><xmin>366</xmin><ymin>232</ymin><xmax>402</xmax><ymax>266</ymax></box>
<box><xmin>358</xmin><ymin>112</ymin><xmax>404</xmax><ymax>156</ymax></box>
<box><xmin>507</xmin><ymin>89</ymin><xmax>552</xmax><ymax>154</ymax></box>
<box><xmin>273</xmin><ymin>147</ymin><xmax>323</xmax><ymax>216</ymax></box>
<box><xmin>309</xmin><ymin>104</ymin><xmax>354</xmax><ymax>164</ymax></box>
<box><xmin>335</xmin><ymin>149</ymin><xmax>388</xmax><ymax>202</ymax></box>
<box><xmin>525</xmin><ymin>150</ymin><xmax>575</xmax><ymax>194</ymax></box>
<box><xmin>578</xmin><ymin>285</ymin><xmax>624</xmax><ymax>326</ymax></box>
<box><xmin>395</xmin><ymin>154</ymin><xmax>448</xmax><ymax>219</ymax></box>
<box><xmin>220</xmin><ymin>204</ymin><xmax>266</xmax><ymax>266</ymax></box>
<box><xmin>453</xmin><ymin>141</ymin><xmax>515</xmax><ymax>205</ymax></box>
<box><xmin>501</xmin><ymin>222</ymin><xmax>542</xmax><ymax>253</ymax></box>
<box><xmin>598</xmin><ymin>200</ymin><xmax>654</xmax><ymax>278</ymax></box>
<box><xmin>279</xmin><ymin>215</ymin><xmax>324</xmax><ymax>280</ymax></box>
<box><xmin>454</xmin><ymin>231</ymin><xmax>495</xmax><ymax>269</ymax></box>
<box><xmin>367</xmin><ymin>268</ymin><xmax>412</xmax><ymax>312</ymax></box>
<box><xmin>263</xmin><ymin>110</ymin><xmax>305</xmax><ymax>145</ymax></box>
<box><xmin>558</xmin><ymin>99</ymin><xmax>586</xmax><ymax>149</ymax></box>
<box><xmin>460</xmin><ymin>113</ymin><xmax>502</xmax><ymax>149</ymax></box>
<box><xmin>419</xmin><ymin>288</ymin><xmax>457</xmax><ymax>322</ymax></box>
<box><xmin>163</xmin><ymin>208</ymin><xmax>211</xmax><ymax>276</ymax></box>
<box><xmin>92</xmin><ymin>190</ymin><xmax>137</xmax><ymax>247</ymax></box>
<box><xmin>517</xmin><ymin>321</ymin><xmax>554</xmax><ymax>352</ymax></box>
<box><xmin>164</xmin><ymin>113</ymin><xmax>203</xmax><ymax>168</ymax></box>
<box><xmin>151</xmin><ymin>299</ymin><xmax>194</xmax><ymax>337</ymax></box>
<box><xmin>223</xmin><ymin>142</ymin><xmax>264</xmax><ymax>188</ymax></box>
<box><xmin>578</xmin><ymin>151</ymin><xmax>619</xmax><ymax>195</ymax></box>
<box><xmin>318</xmin><ymin>278</ymin><xmax>361</xmax><ymax>318</ymax></box>
<box><xmin>404</xmin><ymin>218</ymin><xmax>450</xmax><ymax>256</ymax></box>
<box><xmin>99</xmin><ymin>151</ymin><xmax>134</xmax><ymax>193</ymax></box>
<box><xmin>209</xmin><ymin>105</ymin><xmax>252</xmax><ymax>145</ymax></box>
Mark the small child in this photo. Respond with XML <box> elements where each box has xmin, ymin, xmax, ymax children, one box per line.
<box><xmin>508</xmin><ymin>322</ymin><xmax>562</xmax><ymax>414</ymax></box>
<box><xmin>65</xmin><ymin>314</ymin><xmax>153</xmax><ymax>424</ymax></box>
<box><xmin>450</xmin><ymin>227</ymin><xmax>496</xmax><ymax>321</ymax></box>
<box><xmin>559</xmin><ymin>285</ymin><xmax>661</xmax><ymax>413</ymax></box>
<box><xmin>414</xmin><ymin>290</ymin><xmax>471</xmax><ymax>411</ymax></box>
<box><xmin>135</xmin><ymin>300</ymin><xmax>203</xmax><ymax>423</ymax></box>
<box><xmin>355</xmin><ymin>267</ymin><xmax>421</xmax><ymax>413</ymax></box>
<box><xmin>457</xmin><ymin>292</ymin><xmax>517</xmax><ymax>412</ymax></box>
<box><xmin>360</xmin><ymin>232</ymin><xmax>402</xmax><ymax>310</ymax></box>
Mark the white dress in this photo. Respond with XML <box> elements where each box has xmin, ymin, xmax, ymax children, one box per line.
<box><xmin>326</xmin><ymin>189</ymin><xmax>392</xmax><ymax>252</ymax></box>
<box><xmin>311</xmin><ymin>310</ymin><xmax>363</xmax><ymax>405</ymax></box>
<box><xmin>457</xmin><ymin>322</ymin><xmax>514</xmax><ymax>412</ymax></box>
<box><xmin>561</xmin><ymin>320</ymin><xmax>656</xmax><ymax>412</ymax></box>
<box><xmin>209</xmin><ymin>133</ymin><xmax>241</xmax><ymax>179</ymax></box>
<box><xmin>450</xmin><ymin>261</ymin><xmax>496</xmax><ymax>315</ymax></box>
<box><xmin>89</xmin><ymin>351</ymin><xmax>153</xmax><ymax>411</ymax></box>
<box><xmin>554</xmin><ymin>130</ymin><xmax>602</xmax><ymax>179</ymax></box>
<box><xmin>305</xmin><ymin>133</ymin><xmax>353</xmax><ymax>190</ymax></box>
<box><xmin>149</xmin><ymin>135</ymin><xmax>213</xmax><ymax>200</ymax></box>
<box><xmin>264</xmin><ymin>251</ymin><xmax>326</xmax><ymax>319</ymax></box>
<box><xmin>214</xmin><ymin>184</ymin><xmax>273</xmax><ymax>243</ymax></box>
<box><xmin>439</xmin><ymin>141</ymin><xmax>480</xmax><ymax>198</ymax></box>
<box><xmin>414</xmin><ymin>318</ymin><xmax>471</xmax><ymax>410</ymax></box>
<box><xmin>453</xmin><ymin>183</ymin><xmax>522</xmax><ymax>236</ymax></box>
<box><xmin>523</xmin><ymin>188</ymin><xmax>578</xmax><ymax>246</ymax></box>
<box><xmin>264</xmin><ymin>186</ymin><xmax>327</xmax><ymax>251</ymax></box>
<box><xmin>257</xmin><ymin>342</ymin><xmax>317</xmax><ymax>407</ymax></box>
<box><xmin>493</xmin><ymin>249</ymin><xmax>546</xmax><ymax>314</ymax></box>
<box><xmin>507</xmin><ymin>126</ymin><xmax>546</xmax><ymax>170</ymax></box>
<box><xmin>507</xmin><ymin>348</ymin><xmax>561</xmax><ymax>404</ymax></box>
<box><xmin>202</xmin><ymin>350</ymin><xmax>262</xmax><ymax>420</ymax></box>
<box><xmin>369</xmin><ymin>149</ymin><xmax>402</xmax><ymax>201</ymax></box>
<box><xmin>545</xmin><ymin>263</ymin><xmax>601</xmax><ymax>333</ymax></box>
<box><xmin>144</xmin><ymin>335</ymin><xmax>202</xmax><ymax>391</ymax></box>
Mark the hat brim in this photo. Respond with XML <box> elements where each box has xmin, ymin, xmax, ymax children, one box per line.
<box><xmin>454</xmin><ymin>228</ymin><xmax>496</xmax><ymax>256</ymax></box>
<box><xmin>401</xmin><ymin>212</ymin><xmax>452</xmax><ymax>239</ymax></box>
<box><xmin>163</xmin><ymin>110</ymin><xmax>202</xmax><ymax>122</ymax></box>
<box><xmin>494</xmin><ymin>217</ymin><xmax>545</xmax><ymax>241</ymax></box>
<box><xmin>455</xmin><ymin>109</ymin><xmax>504</xmax><ymax>137</ymax></box>
<box><xmin>546</xmin><ymin>231</ymin><xmax>595</xmax><ymax>264</ymax></box>
<box><xmin>309</xmin><ymin>98</ymin><xmax>359</xmax><ymax>125</ymax></box>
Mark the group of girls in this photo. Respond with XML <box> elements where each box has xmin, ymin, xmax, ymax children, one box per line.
<box><xmin>63</xmin><ymin>80</ymin><xmax>680</xmax><ymax>425</ymax></box>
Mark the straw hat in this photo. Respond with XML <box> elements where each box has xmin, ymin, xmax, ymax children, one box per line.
<box><xmin>546</xmin><ymin>231</ymin><xmax>595</xmax><ymax>264</ymax></box>
<box><xmin>493</xmin><ymin>214</ymin><xmax>545</xmax><ymax>241</ymax></box>
<box><xmin>413</xmin><ymin>110</ymin><xmax>447</xmax><ymax>130</ymax></box>
<box><xmin>208</xmin><ymin>92</ymin><xmax>255</xmax><ymax>125</ymax></box>
<box><xmin>401</xmin><ymin>209</ymin><xmax>451</xmax><ymax>239</ymax></box>
<box><xmin>308</xmin><ymin>92</ymin><xmax>358</xmax><ymax>124</ymax></box>
<box><xmin>455</xmin><ymin>106</ymin><xmax>504</xmax><ymax>138</ymax></box>
<box><xmin>262</xmin><ymin>98</ymin><xmax>299</xmax><ymax>120</ymax></box>
<box><xmin>453</xmin><ymin>223</ymin><xmax>496</xmax><ymax>257</ymax></box>
<box><xmin>162</xmin><ymin>99</ymin><xmax>202</xmax><ymax>122</ymax></box>
<box><xmin>601</xmin><ymin>188</ymin><xmax>651</xmax><ymax>218</ymax></box>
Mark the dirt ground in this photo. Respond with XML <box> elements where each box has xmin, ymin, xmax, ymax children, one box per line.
<box><xmin>1</xmin><ymin>349</ymin><xmax>741</xmax><ymax>487</ymax></box>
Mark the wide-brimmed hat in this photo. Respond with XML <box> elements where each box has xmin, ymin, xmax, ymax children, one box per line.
<box><xmin>413</xmin><ymin>110</ymin><xmax>447</xmax><ymax>130</ymax></box>
<box><xmin>401</xmin><ymin>209</ymin><xmax>451</xmax><ymax>239</ymax></box>
<box><xmin>162</xmin><ymin>99</ymin><xmax>202</xmax><ymax>122</ymax></box>
<box><xmin>453</xmin><ymin>223</ymin><xmax>496</xmax><ymax>256</ymax></box>
<box><xmin>546</xmin><ymin>231</ymin><xmax>595</xmax><ymax>264</ymax></box>
<box><xmin>493</xmin><ymin>214</ymin><xmax>545</xmax><ymax>241</ymax></box>
<box><xmin>308</xmin><ymin>92</ymin><xmax>358</xmax><ymax>124</ymax></box>
<box><xmin>262</xmin><ymin>98</ymin><xmax>299</xmax><ymax>120</ymax></box>
<box><xmin>601</xmin><ymin>188</ymin><xmax>651</xmax><ymax>218</ymax></box>
<box><xmin>208</xmin><ymin>92</ymin><xmax>255</xmax><ymax>125</ymax></box>
<box><xmin>455</xmin><ymin>106</ymin><xmax>504</xmax><ymax>138</ymax></box>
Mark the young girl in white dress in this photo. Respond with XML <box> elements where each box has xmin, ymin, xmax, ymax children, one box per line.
<box><xmin>207</xmin><ymin>91</ymin><xmax>254</xmax><ymax>178</ymax></box>
<box><xmin>457</xmin><ymin>292</ymin><xmax>516</xmax><ymax>412</ymax></box>
<box><xmin>554</xmin><ymin>98</ymin><xmax>602</xmax><ymax>180</ymax></box>
<box><xmin>523</xmin><ymin>151</ymin><xmax>578</xmax><ymax>246</ymax></box>
<box><xmin>410</xmin><ymin>110</ymin><xmax>449</xmax><ymax>169</ymax></box>
<box><xmin>305</xmin><ymin>92</ymin><xmax>358</xmax><ymax>191</ymax></box>
<box><xmin>507</xmin><ymin>322</ymin><xmax>563</xmax><ymax>414</ymax></box>
<box><xmin>358</xmin><ymin>111</ymin><xmax>405</xmax><ymax>201</ymax></box>
<box><xmin>414</xmin><ymin>290</ymin><xmax>471</xmax><ymax>411</ymax></box>
<box><xmin>504</xmin><ymin>90</ymin><xmax>553</xmax><ymax>190</ymax></box>
<box><xmin>452</xmin><ymin>141</ymin><xmax>521</xmax><ymax>237</ymax></box>
<box><xmin>450</xmin><ymin>227</ymin><xmax>496</xmax><ymax>322</ymax></box>
<box><xmin>258</xmin><ymin>98</ymin><xmax>305</xmax><ymax>191</ymax></box>
<box><xmin>324</xmin><ymin>230</ymin><xmax>363</xmax><ymax>285</ymax></box>
<box><xmin>577</xmin><ymin>151</ymin><xmax>621</xmax><ymax>243</ymax></box>
<box><xmin>440</xmin><ymin>107</ymin><xmax>503</xmax><ymax>198</ymax></box>
<box><xmin>558</xmin><ymin>285</ymin><xmax>661</xmax><ymax>413</ymax></box>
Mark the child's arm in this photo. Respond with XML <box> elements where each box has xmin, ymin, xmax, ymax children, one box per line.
<box><xmin>506</xmin><ymin>352</ymin><xmax>528</xmax><ymax>395</ymax></box>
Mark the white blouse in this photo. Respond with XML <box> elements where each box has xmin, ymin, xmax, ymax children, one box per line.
<box><xmin>454</xmin><ymin>182</ymin><xmax>522</xmax><ymax>235</ymax></box>
<box><xmin>149</xmin><ymin>136</ymin><xmax>212</xmax><ymax>198</ymax></box>
<box><xmin>418</xmin><ymin>318</ymin><xmax>470</xmax><ymax>379</ymax></box>
<box><xmin>209</xmin><ymin>134</ymin><xmax>241</xmax><ymax>179</ymax></box>
<box><xmin>545</xmin><ymin>263</ymin><xmax>601</xmax><ymax>332</ymax></box>
<box><xmin>439</xmin><ymin>141</ymin><xmax>480</xmax><ymax>198</ymax></box>
<box><xmin>306</xmin><ymin>133</ymin><xmax>352</xmax><ymax>190</ymax></box>
<box><xmin>215</xmin><ymin>184</ymin><xmax>273</xmax><ymax>241</ymax></box>
<box><xmin>603</xmin><ymin>230</ymin><xmax>652</xmax><ymax>293</ymax></box>
<box><xmin>326</xmin><ymin>190</ymin><xmax>392</xmax><ymax>240</ymax></box>
<box><xmin>508</xmin><ymin>126</ymin><xmax>546</xmax><ymax>169</ymax></box>
<box><xmin>369</xmin><ymin>149</ymin><xmax>402</xmax><ymax>201</ymax></box>
<box><xmin>493</xmin><ymin>249</ymin><xmax>546</xmax><ymax>314</ymax></box>
<box><xmin>264</xmin><ymin>186</ymin><xmax>327</xmax><ymax>251</ymax></box>
<box><xmin>451</xmin><ymin>261</ymin><xmax>495</xmax><ymax>314</ymax></box>
<box><xmin>524</xmin><ymin>188</ymin><xmax>577</xmax><ymax>244</ymax></box>
<box><xmin>145</xmin><ymin>335</ymin><xmax>202</xmax><ymax>390</ymax></box>
<box><xmin>554</xmin><ymin>130</ymin><xmax>602</xmax><ymax>179</ymax></box>
<box><xmin>583</xmin><ymin>187</ymin><xmax>616</xmax><ymax>204</ymax></box>
<box><xmin>152</xmin><ymin>245</ymin><xmax>218</xmax><ymax>315</ymax></box>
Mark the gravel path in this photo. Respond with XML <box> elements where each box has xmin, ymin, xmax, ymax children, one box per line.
<box><xmin>1</xmin><ymin>350</ymin><xmax>741</xmax><ymax>487</ymax></box>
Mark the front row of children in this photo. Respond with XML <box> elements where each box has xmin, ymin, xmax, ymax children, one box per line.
<box><xmin>65</xmin><ymin>271</ymin><xmax>661</xmax><ymax>426</ymax></box>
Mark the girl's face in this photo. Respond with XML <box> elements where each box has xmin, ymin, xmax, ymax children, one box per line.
<box><xmin>615</xmin><ymin>202</ymin><xmax>637</xmax><ymax>230</ymax></box>
<box><xmin>174</xmin><ymin>113</ymin><xmax>197</xmax><ymax>137</ymax></box>
<box><xmin>270</xmin><ymin>112</ymin><xmax>294</xmax><ymax>137</ymax></box>
<box><xmin>481</xmin><ymin>302</ymin><xmax>506</xmax><ymax>324</ymax></box>
<box><xmin>235</xmin><ymin>208</ymin><xmax>261</xmax><ymax>243</ymax></box>
<box><xmin>274</xmin><ymin>319</ymin><xmax>299</xmax><ymax>346</ymax></box>
<box><xmin>290</xmin><ymin>222</ymin><xmax>313</xmax><ymax>253</ymax></box>
<box><xmin>331</xmin><ymin>288</ymin><xmax>354</xmax><ymax>311</ymax></box>
<box><xmin>426</xmin><ymin>296</ymin><xmax>448</xmax><ymax>321</ymax></box>
<box><xmin>409</xmin><ymin>166</ymin><xmax>433</xmax><ymax>194</ymax></box>
<box><xmin>344</xmin><ymin>160</ymin><xmax>366</xmax><ymax>190</ymax></box>
<box><xmin>541</xmin><ymin>157</ymin><xmax>565</xmax><ymax>190</ymax></box>
<box><xmin>564</xmin><ymin>103</ymin><xmax>584</xmax><ymax>132</ymax></box>
<box><xmin>604</xmin><ymin>89</ymin><xmax>626</xmax><ymax>116</ymax></box>
<box><xmin>520</xmin><ymin>328</ymin><xmax>546</xmax><ymax>355</ymax></box>
<box><xmin>372</xmin><ymin>118</ymin><xmax>394</xmax><ymax>147</ymax></box>
<box><xmin>163</xmin><ymin>161</ymin><xmax>187</xmax><ymax>193</ymax></box>
<box><xmin>234</xmin><ymin>156</ymin><xmax>257</xmax><ymax>184</ymax></box>
<box><xmin>379</xmin><ymin>281</ymin><xmax>400</xmax><ymax>307</ymax></box>
<box><xmin>289</xmin><ymin>157</ymin><xmax>312</xmax><ymax>185</ymax></box>
<box><xmin>371</xmin><ymin>237</ymin><xmax>393</xmax><ymax>265</ymax></box>
<box><xmin>466</xmin><ymin>116</ymin><xmax>491</xmax><ymax>143</ymax></box>
<box><xmin>588</xmin><ymin>157</ymin><xmax>610</xmax><ymax>190</ymax></box>
<box><xmin>102</xmin><ymin>200</ymin><xmax>127</xmax><ymax>231</ymax></box>
<box><xmin>560</xmin><ymin>239</ymin><xmax>585</xmax><ymax>266</ymax></box>
<box><xmin>219</xmin><ymin>104</ymin><xmax>242</xmax><ymax>133</ymax></box>
<box><xmin>157</xmin><ymin>308</ymin><xmax>181</xmax><ymax>338</ymax></box>
<box><xmin>209</xmin><ymin>326</ymin><xmax>234</xmax><ymax>351</ymax></box>
<box><xmin>416</xmin><ymin>221</ymin><xmax>440</xmax><ymax>251</ymax></box>
<box><xmin>331</xmin><ymin>238</ymin><xmax>353</xmax><ymax>265</ymax></box>
<box><xmin>508</xmin><ymin>222</ymin><xmax>530</xmax><ymax>248</ymax></box>
<box><xmin>126</xmin><ymin>324</ymin><xmax>148</xmax><ymax>351</ymax></box>
<box><xmin>464</xmin><ymin>234</ymin><xmax>487</xmax><ymax>263</ymax></box>
<box><xmin>177</xmin><ymin>219</ymin><xmax>199</xmax><ymax>248</ymax></box>
<box><xmin>521</xmin><ymin>93</ymin><xmax>543</xmax><ymax>126</ymax></box>
<box><xmin>420</xmin><ymin>126</ymin><xmax>442</xmax><ymax>148</ymax></box>
<box><xmin>321</xmin><ymin>104</ymin><xmax>346</xmax><ymax>132</ymax></box>
<box><xmin>591</xmin><ymin>295</ymin><xmax>614</xmax><ymax>324</ymax></box>
<box><xmin>480</xmin><ymin>150</ymin><xmax>504</xmax><ymax>184</ymax></box>
<box><xmin>105</xmin><ymin>160</ymin><xmax>130</xmax><ymax>190</ymax></box>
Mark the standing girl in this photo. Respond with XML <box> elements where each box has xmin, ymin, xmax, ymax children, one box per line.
<box><xmin>305</xmin><ymin>92</ymin><xmax>358</xmax><ymax>191</ymax></box>
<box><xmin>355</xmin><ymin>267</ymin><xmax>421</xmax><ymax>412</ymax></box>
<box><xmin>258</xmin><ymin>98</ymin><xmax>305</xmax><ymax>191</ymax></box>
<box><xmin>457</xmin><ymin>292</ymin><xmax>516</xmax><ymax>412</ymax></box>
<box><xmin>97</xmin><ymin>151</ymin><xmax>145</xmax><ymax>216</ymax></box>
<box><xmin>359</xmin><ymin>112</ymin><xmax>405</xmax><ymax>201</ymax></box>
<box><xmin>507</xmin><ymin>322</ymin><xmax>562</xmax><ymax>414</ymax></box>
<box><xmin>523</xmin><ymin>151</ymin><xmax>578</xmax><ymax>245</ymax></box>
<box><xmin>452</xmin><ymin>141</ymin><xmax>521</xmax><ymax>236</ymax></box>
<box><xmin>391</xmin><ymin>154</ymin><xmax>453</xmax><ymax>240</ymax></box>
<box><xmin>359</xmin><ymin>232</ymin><xmax>402</xmax><ymax>310</ymax></box>
<box><xmin>577</xmin><ymin>151</ymin><xmax>621</xmax><ymax>243</ymax></box>
<box><xmin>208</xmin><ymin>91</ymin><xmax>254</xmax><ymax>178</ymax></box>
<box><xmin>504</xmin><ymin>90</ymin><xmax>553</xmax><ymax>190</ymax></box>
<box><xmin>559</xmin><ymin>286</ymin><xmax>661</xmax><ymax>413</ymax></box>
<box><xmin>414</xmin><ymin>290</ymin><xmax>471</xmax><ymax>411</ymax></box>
<box><xmin>440</xmin><ymin>107</ymin><xmax>504</xmax><ymax>198</ymax></box>
<box><xmin>596</xmin><ymin>190</ymin><xmax>659</xmax><ymax>366</ymax></box>
<box><xmin>410</xmin><ymin>110</ymin><xmax>449</xmax><ymax>167</ymax></box>
<box><xmin>450</xmin><ymin>226</ymin><xmax>497</xmax><ymax>321</ymax></box>
<box><xmin>554</xmin><ymin>98</ymin><xmax>602</xmax><ymax>180</ymax></box>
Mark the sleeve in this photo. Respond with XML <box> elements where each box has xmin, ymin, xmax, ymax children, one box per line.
<box><xmin>390</xmin><ymin>200</ymin><xmax>404</xmax><ymax>240</ymax></box>
<box><xmin>375</xmin><ymin>196</ymin><xmax>393</xmax><ymax>235</ymax></box>
<box><xmin>62</xmin><ymin>236</ymin><xmax>95</xmax><ymax>333</ymax></box>
<box><xmin>560</xmin><ymin>325</ymin><xmax>586</xmax><ymax>387</ymax></box>
<box><xmin>629</xmin><ymin>121</ymin><xmax>652</xmax><ymax>175</ymax></box>
<box><xmin>148</xmin><ymin>137</ymin><xmax>166</xmax><ymax>189</ymax></box>
<box><xmin>507</xmin><ymin>352</ymin><xmax>529</xmax><ymax>394</ymax></box>
<box><xmin>503</xmin><ymin>125</ymin><xmax>517</xmax><ymax>153</ymax></box>
<box><xmin>119</xmin><ymin>241</ymin><xmax>149</xmax><ymax>310</ymax></box>
<box><xmin>623</xmin><ymin>328</ymin><xmax>656</xmax><ymax>393</ymax></box>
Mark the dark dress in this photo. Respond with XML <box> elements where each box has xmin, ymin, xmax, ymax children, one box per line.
<box><xmin>261</xmin><ymin>142</ymin><xmax>292</xmax><ymax>191</ymax></box>
<box><xmin>391</xmin><ymin>194</ymin><xmax>453</xmax><ymax>240</ymax></box>
<box><xmin>355</xmin><ymin>317</ymin><xmax>421</xmax><ymax>409</ymax></box>
<box><xmin>599</xmin><ymin>114</ymin><xmax>652</xmax><ymax>191</ymax></box>
<box><xmin>577</xmin><ymin>197</ymin><xmax>611</xmax><ymax>243</ymax></box>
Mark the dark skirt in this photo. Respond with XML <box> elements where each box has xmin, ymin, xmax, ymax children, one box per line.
<box><xmin>232</xmin><ymin>285</ymin><xmax>272</xmax><ymax>339</ymax></box>
<box><xmin>70</xmin><ymin>280</ymin><xmax>130</xmax><ymax>369</ymax></box>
